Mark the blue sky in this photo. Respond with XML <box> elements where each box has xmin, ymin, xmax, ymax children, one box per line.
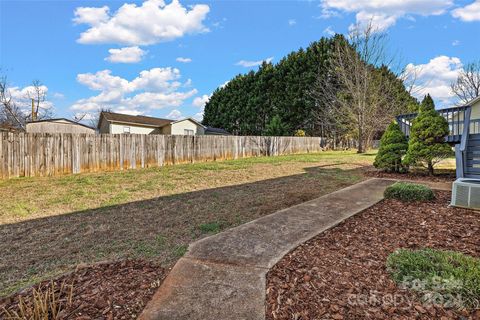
<box><xmin>1</xmin><ymin>0</ymin><xmax>479</xmax><ymax>122</ymax></box>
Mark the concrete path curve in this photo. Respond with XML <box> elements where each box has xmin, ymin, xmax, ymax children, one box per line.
<box><xmin>139</xmin><ymin>178</ymin><xmax>395</xmax><ymax>320</ymax></box>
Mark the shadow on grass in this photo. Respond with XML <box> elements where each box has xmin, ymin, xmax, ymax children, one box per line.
<box><xmin>0</xmin><ymin>165</ymin><xmax>364</xmax><ymax>296</ymax></box>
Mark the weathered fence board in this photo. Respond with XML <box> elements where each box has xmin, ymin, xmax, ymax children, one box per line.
<box><xmin>0</xmin><ymin>133</ymin><xmax>357</xmax><ymax>179</ymax></box>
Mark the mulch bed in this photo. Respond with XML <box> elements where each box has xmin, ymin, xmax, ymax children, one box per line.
<box><xmin>0</xmin><ymin>259</ymin><xmax>166</xmax><ymax>319</ymax></box>
<box><xmin>364</xmin><ymin>169</ymin><xmax>456</xmax><ymax>183</ymax></box>
<box><xmin>266</xmin><ymin>191</ymin><xmax>480</xmax><ymax>320</ymax></box>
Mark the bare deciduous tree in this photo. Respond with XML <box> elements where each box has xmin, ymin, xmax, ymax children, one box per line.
<box><xmin>0</xmin><ymin>76</ymin><xmax>26</xmax><ymax>130</ymax></box>
<box><xmin>0</xmin><ymin>75</ymin><xmax>53</xmax><ymax>130</ymax></box>
<box><xmin>89</xmin><ymin>107</ymin><xmax>112</xmax><ymax>129</ymax></box>
<box><xmin>451</xmin><ymin>61</ymin><xmax>480</xmax><ymax>105</ymax></box>
<box><xmin>26</xmin><ymin>79</ymin><xmax>50</xmax><ymax>121</ymax></box>
<box><xmin>311</xmin><ymin>22</ymin><xmax>415</xmax><ymax>153</ymax></box>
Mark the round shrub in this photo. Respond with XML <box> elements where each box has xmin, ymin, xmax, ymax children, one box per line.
<box><xmin>384</xmin><ymin>182</ymin><xmax>435</xmax><ymax>202</ymax></box>
<box><xmin>387</xmin><ymin>248</ymin><xmax>480</xmax><ymax>309</ymax></box>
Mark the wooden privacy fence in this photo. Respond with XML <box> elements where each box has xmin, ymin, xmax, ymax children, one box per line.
<box><xmin>0</xmin><ymin>133</ymin><xmax>357</xmax><ymax>179</ymax></box>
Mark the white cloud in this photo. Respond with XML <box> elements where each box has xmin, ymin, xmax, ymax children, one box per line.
<box><xmin>323</xmin><ymin>26</ymin><xmax>336</xmax><ymax>36</ymax></box>
<box><xmin>114</xmin><ymin>107</ymin><xmax>144</xmax><ymax>116</ymax></box>
<box><xmin>405</xmin><ymin>55</ymin><xmax>463</xmax><ymax>106</ymax></box>
<box><xmin>53</xmin><ymin>92</ymin><xmax>65</xmax><ymax>99</ymax></box>
<box><xmin>183</xmin><ymin>78</ymin><xmax>193</xmax><ymax>87</ymax></box>
<box><xmin>131</xmin><ymin>67</ymin><xmax>182</xmax><ymax>92</ymax></box>
<box><xmin>166</xmin><ymin>109</ymin><xmax>182</xmax><ymax>120</ymax></box>
<box><xmin>193</xmin><ymin>112</ymin><xmax>204</xmax><ymax>121</ymax></box>
<box><xmin>320</xmin><ymin>0</ymin><xmax>453</xmax><ymax>30</ymax></box>
<box><xmin>452</xmin><ymin>0</ymin><xmax>480</xmax><ymax>21</ymax></box>
<box><xmin>73</xmin><ymin>6</ymin><xmax>110</xmax><ymax>25</ymax></box>
<box><xmin>191</xmin><ymin>94</ymin><xmax>210</xmax><ymax>121</ymax></box>
<box><xmin>192</xmin><ymin>94</ymin><xmax>210</xmax><ymax>108</ymax></box>
<box><xmin>288</xmin><ymin>19</ymin><xmax>296</xmax><ymax>26</ymax></box>
<box><xmin>236</xmin><ymin>57</ymin><xmax>273</xmax><ymax>68</ymax></box>
<box><xmin>452</xmin><ymin>40</ymin><xmax>460</xmax><ymax>46</ymax></box>
<box><xmin>105</xmin><ymin>46</ymin><xmax>146</xmax><ymax>63</ymax></box>
<box><xmin>71</xmin><ymin>67</ymin><xmax>197</xmax><ymax>115</ymax></box>
<box><xmin>176</xmin><ymin>57</ymin><xmax>192</xmax><ymax>63</ymax></box>
<box><xmin>353</xmin><ymin>11</ymin><xmax>398</xmax><ymax>31</ymax></box>
<box><xmin>74</xmin><ymin>0</ymin><xmax>210</xmax><ymax>46</ymax></box>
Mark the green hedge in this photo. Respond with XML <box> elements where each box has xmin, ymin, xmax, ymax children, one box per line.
<box><xmin>384</xmin><ymin>182</ymin><xmax>435</xmax><ymax>202</ymax></box>
<box><xmin>387</xmin><ymin>248</ymin><xmax>480</xmax><ymax>309</ymax></box>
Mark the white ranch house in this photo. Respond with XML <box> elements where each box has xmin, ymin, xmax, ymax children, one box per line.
<box><xmin>98</xmin><ymin>111</ymin><xmax>229</xmax><ymax>136</ymax></box>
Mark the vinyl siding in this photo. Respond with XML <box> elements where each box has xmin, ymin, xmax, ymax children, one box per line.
<box><xmin>170</xmin><ymin>120</ymin><xmax>205</xmax><ymax>135</ymax></box>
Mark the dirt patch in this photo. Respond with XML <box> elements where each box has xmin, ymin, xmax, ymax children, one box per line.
<box><xmin>266</xmin><ymin>192</ymin><xmax>480</xmax><ymax>319</ymax></box>
<box><xmin>0</xmin><ymin>259</ymin><xmax>166</xmax><ymax>319</ymax></box>
<box><xmin>364</xmin><ymin>168</ymin><xmax>456</xmax><ymax>183</ymax></box>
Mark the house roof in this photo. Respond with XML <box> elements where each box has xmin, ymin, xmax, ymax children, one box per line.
<box><xmin>171</xmin><ymin>117</ymin><xmax>206</xmax><ymax>128</ymax></box>
<box><xmin>464</xmin><ymin>95</ymin><xmax>480</xmax><ymax>107</ymax></box>
<box><xmin>27</xmin><ymin>118</ymin><xmax>95</xmax><ymax>130</ymax></box>
<box><xmin>100</xmin><ymin>112</ymin><xmax>174</xmax><ymax>128</ymax></box>
<box><xmin>205</xmin><ymin>126</ymin><xmax>231</xmax><ymax>135</ymax></box>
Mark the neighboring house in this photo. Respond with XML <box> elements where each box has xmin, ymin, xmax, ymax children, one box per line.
<box><xmin>162</xmin><ymin>118</ymin><xmax>205</xmax><ymax>135</ymax></box>
<box><xmin>454</xmin><ymin>96</ymin><xmax>480</xmax><ymax>133</ymax></box>
<box><xmin>26</xmin><ymin>118</ymin><xmax>96</xmax><ymax>134</ymax></box>
<box><xmin>98</xmin><ymin>111</ymin><xmax>229</xmax><ymax>135</ymax></box>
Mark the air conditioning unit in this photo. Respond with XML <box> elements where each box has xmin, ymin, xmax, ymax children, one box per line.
<box><xmin>451</xmin><ymin>178</ymin><xmax>480</xmax><ymax>209</ymax></box>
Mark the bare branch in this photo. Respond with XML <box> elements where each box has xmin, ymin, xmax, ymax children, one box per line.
<box><xmin>310</xmin><ymin>21</ymin><xmax>413</xmax><ymax>153</ymax></box>
<box><xmin>0</xmin><ymin>75</ymin><xmax>26</xmax><ymax>130</ymax></box>
<box><xmin>451</xmin><ymin>61</ymin><xmax>480</xmax><ymax>105</ymax></box>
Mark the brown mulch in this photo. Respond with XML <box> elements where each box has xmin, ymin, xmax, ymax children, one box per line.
<box><xmin>0</xmin><ymin>259</ymin><xmax>166</xmax><ymax>319</ymax></box>
<box><xmin>364</xmin><ymin>169</ymin><xmax>456</xmax><ymax>183</ymax></box>
<box><xmin>266</xmin><ymin>191</ymin><xmax>480</xmax><ymax>320</ymax></box>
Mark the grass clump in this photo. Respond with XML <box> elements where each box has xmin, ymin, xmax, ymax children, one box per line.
<box><xmin>384</xmin><ymin>182</ymin><xmax>435</xmax><ymax>202</ymax></box>
<box><xmin>198</xmin><ymin>221</ymin><xmax>223</xmax><ymax>234</ymax></box>
<box><xmin>387</xmin><ymin>248</ymin><xmax>480</xmax><ymax>309</ymax></box>
<box><xmin>172</xmin><ymin>244</ymin><xmax>188</xmax><ymax>258</ymax></box>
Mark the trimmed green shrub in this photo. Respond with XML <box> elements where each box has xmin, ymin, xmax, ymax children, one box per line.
<box><xmin>387</xmin><ymin>248</ymin><xmax>480</xmax><ymax>309</ymax></box>
<box><xmin>374</xmin><ymin>122</ymin><xmax>409</xmax><ymax>172</ymax></box>
<box><xmin>294</xmin><ymin>129</ymin><xmax>306</xmax><ymax>137</ymax></box>
<box><xmin>384</xmin><ymin>182</ymin><xmax>435</xmax><ymax>201</ymax></box>
<box><xmin>403</xmin><ymin>95</ymin><xmax>454</xmax><ymax>175</ymax></box>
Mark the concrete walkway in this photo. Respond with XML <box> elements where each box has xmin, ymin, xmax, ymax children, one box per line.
<box><xmin>139</xmin><ymin>178</ymin><xmax>395</xmax><ymax>320</ymax></box>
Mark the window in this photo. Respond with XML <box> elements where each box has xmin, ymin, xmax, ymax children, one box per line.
<box><xmin>123</xmin><ymin>126</ymin><xmax>131</xmax><ymax>134</ymax></box>
<box><xmin>184</xmin><ymin>129</ymin><xmax>194</xmax><ymax>135</ymax></box>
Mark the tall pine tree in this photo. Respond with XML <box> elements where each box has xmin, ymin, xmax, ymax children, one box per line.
<box><xmin>202</xmin><ymin>35</ymin><xmax>415</xmax><ymax>138</ymax></box>
<box><xmin>403</xmin><ymin>95</ymin><xmax>453</xmax><ymax>175</ymax></box>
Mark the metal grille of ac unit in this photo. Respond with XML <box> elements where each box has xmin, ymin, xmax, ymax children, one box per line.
<box><xmin>470</xmin><ymin>186</ymin><xmax>480</xmax><ymax>208</ymax></box>
<box><xmin>455</xmin><ymin>185</ymin><xmax>470</xmax><ymax>207</ymax></box>
<box><xmin>451</xmin><ymin>178</ymin><xmax>480</xmax><ymax>209</ymax></box>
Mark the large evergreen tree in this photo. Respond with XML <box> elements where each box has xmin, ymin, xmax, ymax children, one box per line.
<box><xmin>403</xmin><ymin>95</ymin><xmax>453</xmax><ymax>175</ymax></box>
<box><xmin>203</xmin><ymin>35</ymin><xmax>415</xmax><ymax>139</ymax></box>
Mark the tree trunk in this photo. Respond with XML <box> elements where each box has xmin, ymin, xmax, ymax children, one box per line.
<box><xmin>427</xmin><ymin>161</ymin><xmax>434</xmax><ymax>176</ymax></box>
<box><xmin>357</xmin><ymin>129</ymin><xmax>365</xmax><ymax>153</ymax></box>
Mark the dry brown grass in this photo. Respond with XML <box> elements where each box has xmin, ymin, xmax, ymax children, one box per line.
<box><xmin>0</xmin><ymin>151</ymin><xmax>375</xmax><ymax>296</ymax></box>
<box><xmin>2</xmin><ymin>281</ymin><xmax>73</xmax><ymax>319</ymax></box>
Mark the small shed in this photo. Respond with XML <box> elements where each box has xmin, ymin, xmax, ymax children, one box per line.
<box><xmin>26</xmin><ymin>119</ymin><xmax>96</xmax><ymax>134</ymax></box>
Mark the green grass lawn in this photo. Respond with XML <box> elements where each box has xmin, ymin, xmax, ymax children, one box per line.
<box><xmin>0</xmin><ymin>151</ymin><xmax>376</xmax><ymax>296</ymax></box>
<box><xmin>0</xmin><ymin>151</ymin><xmax>377</xmax><ymax>224</ymax></box>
